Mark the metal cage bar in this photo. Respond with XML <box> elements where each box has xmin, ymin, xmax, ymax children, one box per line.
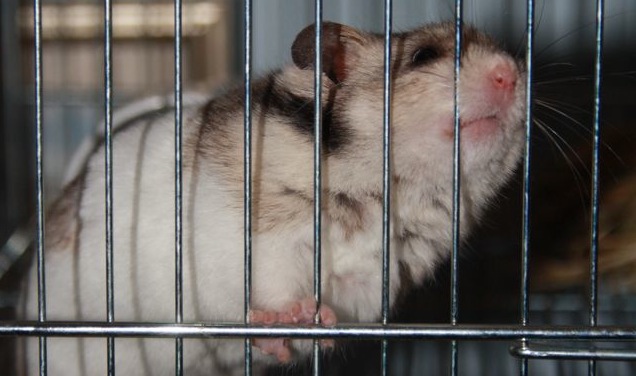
<box><xmin>450</xmin><ymin>1</ymin><xmax>463</xmax><ymax>375</ymax></box>
<box><xmin>4</xmin><ymin>322</ymin><xmax>636</xmax><ymax>340</ymax></box>
<box><xmin>380</xmin><ymin>0</ymin><xmax>393</xmax><ymax>375</ymax></box>
<box><xmin>510</xmin><ymin>344</ymin><xmax>636</xmax><ymax>361</ymax></box>
<box><xmin>511</xmin><ymin>0</ymin><xmax>614</xmax><ymax>371</ymax></box>
<box><xmin>173</xmin><ymin>0</ymin><xmax>184</xmax><ymax>374</ymax></box>
<box><xmin>243</xmin><ymin>0</ymin><xmax>254</xmax><ymax>375</ymax></box>
<box><xmin>6</xmin><ymin>1</ymin><xmax>634</xmax><ymax>376</ymax></box>
<box><xmin>33</xmin><ymin>0</ymin><xmax>47</xmax><ymax>374</ymax></box>
<box><xmin>519</xmin><ymin>0</ymin><xmax>535</xmax><ymax>375</ymax></box>
<box><xmin>588</xmin><ymin>1</ymin><xmax>605</xmax><ymax>375</ymax></box>
<box><xmin>103</xmin><ymin>0</ymin><xmax>116</xmax><ymax>374</ymax></box>
<box><xmin>312</xmin><ymin>1</ymin><xmax>324</xmax><ymax>374</ymax></box>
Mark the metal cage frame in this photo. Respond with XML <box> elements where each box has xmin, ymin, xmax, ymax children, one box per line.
<box><xmin>2</xmin><ymin>0</ymin><xmax>636</xmax><ymax>376</ymax></box>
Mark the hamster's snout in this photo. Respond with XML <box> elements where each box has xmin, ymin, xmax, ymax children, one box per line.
<box><xmin>452</xmin><ymin>54</ymin><xmax>523</xmax><ymax>141</ymax></box>
<box><xmin>489</xmin><ymin>61</ymin><xmax>517</xmax><ymax>92</ymax></box>
<box><xmin>482</xmin><ymin>58</ymin><xmax>519</xmax><ymax>108</ymax></box>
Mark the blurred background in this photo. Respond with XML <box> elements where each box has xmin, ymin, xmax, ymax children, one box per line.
<box><xmin>1</xmin><ymin>0</ymin><xmax>635</xmax><ymax>375</ymax></box>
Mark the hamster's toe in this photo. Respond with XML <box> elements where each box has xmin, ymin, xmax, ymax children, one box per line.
<box><xmin>250</xmin><ymin>298</ymin><xmax>339</xmax><ymax>361</ymax></box>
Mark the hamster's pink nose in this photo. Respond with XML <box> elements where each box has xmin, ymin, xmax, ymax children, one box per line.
<box><xmin>490</xmin><ymin>62</ymin><xmax>517</xmax><ymax>92</ymax></box>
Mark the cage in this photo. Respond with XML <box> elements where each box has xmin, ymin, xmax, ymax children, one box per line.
<box><xmin>1</xmin><ymin>0</ymin><xmax>636</xmax><ymax>375</ymax></box>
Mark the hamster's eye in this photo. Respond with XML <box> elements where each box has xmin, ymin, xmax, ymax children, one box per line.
<box><xmin>411</xmin><ymin>47</ymin><xmax>440</xmax><ymax>66</ymax></box>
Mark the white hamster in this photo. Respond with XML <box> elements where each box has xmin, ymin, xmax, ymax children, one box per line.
<box><xmin>21</xmin><ymin>21</ymin><xmax>526</xmax><ymax>375</ymax></box>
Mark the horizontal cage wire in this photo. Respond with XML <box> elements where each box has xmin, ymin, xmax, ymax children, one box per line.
<box><xmin>0</xmin><ymin>0</ymin><xmax>635</xmax><ymax>375</ymax></box>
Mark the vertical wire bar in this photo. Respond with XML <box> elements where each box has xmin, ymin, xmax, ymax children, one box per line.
<box><xmin>520</xmin><ymin>1</ymin><xmax>535</xmax><ymax>375</ymax></box>
<box><xmin>380</xmin><ymin>0</ymin><xmax>393</xmax><ymax>375</ymax></box>
<box><xmin>33</xmin><ymin>0</ymin><xmax>47</xmax><ymax>374</ymax></box>
<box><xmin>243</xmin><ymin>0</ymin><xmax>253</xmax><ymax>374</ymax></box>
<box><xmin>450</xmin><ymin>1</ymin><xmax>463</xmax><ymax>375</ymax></box>
<box><xmin>312</xmin><ymin>1</ymin><xmax>323</xmax><ymax>375</ymax></box>
<box><xmin>588</xmin><ymin>1</ymin><xmax>604</xmax><ymax>375</ymax></box>
<box><xmin>173</xmin><ymin>0</ymin><xmax>184</xmax><ymax>374</ymax></box>
<box><xmin>104</xmin><ymin>0</ymin><xmax>115</xmax><ymax>374</ymax></box>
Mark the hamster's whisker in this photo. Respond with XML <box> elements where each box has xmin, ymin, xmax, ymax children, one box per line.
<box><xmin>534</xmin><ymin>97</ymin><xmax>622</xmax><ymax>165</ymax></box>
<box><xmin>606</xmin><ymin>70</ymin><xmax>636</xmax><ymax>79</ymax></box>
<box><xmin>533</xmin><ymin>118</ymin><xmax>590</xmax><ymax>198</ymax></box>
<box><xmin>535</xmin><ymin>62</ymin><xmax>577</xmax><ymax>71</ymax></box>
<box><xmin>534</xmin><ymin>76</ymin><xmax>591</xmax><ymax>85</ymax></box>
<box><xmin>534</xmin><ymin>98</ymin><xmax>591</xmax><ymax>137</ymax></box>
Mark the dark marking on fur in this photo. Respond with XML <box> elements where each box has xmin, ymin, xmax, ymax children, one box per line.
<box><xmin>267</xmin><ymin>185</ymin><xmax>369</xmax><ymax>239</ymax></box>
<box><xmin>431</xmin><ymin>197</ymin><xmax>451</xmax><ymax>217</ymax></box>
<box><xmin>333</xmin><ymin>192</ymin><xmax>362</xmax><ymax>213</ymax></box>
<box><xmin>196</xmin><ymin>71</ymin><xmax>352</xmax><ymax>159</ymax></box>
<box><xmin>397</xmin><ymin>228</ymin><xmax>417</xmax><ymax>243</ymax></box>
<box><xmin>199</xmin><ymin>96</ymin><xmax>225</xmax><ymax>134</ymax></box>
<box><xmin>193</xmin><ymin>88</ymin><xmax>243</xmax><ymax>172</ymax></box>
<box><xmin>280</xmin><ymin>186</ymin><xmax>312</xmax><ymax>203</ymax></box>
<box><xmin>321</xmin><ymin>101</ymin><xmax>352</xmax><ymax>153</ymax></box>
<box><xmin>328</xmin><ymin>190</ymin><xmax>366</xmax><ymax>239</ymax></box>
<box><xmin>368</xmin><ymin>191</ymin><xmax>383</xmax><ymax>204</ymax></box>
<box><xmin>253</xmin><ymin>74</ymin><xmax>353</xmax><ymax>153</ymax></box>
<box><xmin>45</xmin><ymin>173</ymin><xmax>84</xmax><ymax>251</ymax></box>
<box><xmin>398</xmin><ymin>227</ymin><xmax>445</xmax><ymax>255</ymax></box>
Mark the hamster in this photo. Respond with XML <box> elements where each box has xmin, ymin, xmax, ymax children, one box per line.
<box><xmin>20</xmin><ymin>21</ymin><xmax>526</xmax><ymax>376</ymax></box>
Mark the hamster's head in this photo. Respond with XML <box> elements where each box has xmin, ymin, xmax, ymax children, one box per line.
<box><xmin>291</xmin><ymin>22</ymin><xmax>526</xmax><ymax>204</ymax></box>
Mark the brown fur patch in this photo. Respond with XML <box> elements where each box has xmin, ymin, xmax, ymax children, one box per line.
<box><xmin>45</xmin><ymin>174</ymin><xmax>83</xmax><ymax>252</ymax></box>
<box><xmin>251</xmin><ymin>186</ymin><xmax>373</xmax><ymax>240</ymax></box>
<box><xmin>327</xmin><ymin>191</ymin><xmax>366</xmax><ymax>239</ymax></box>
<box><xmin>253</xmin><ymin>186</ymin><xmax>311</xmax><ymax>234</ymax></box>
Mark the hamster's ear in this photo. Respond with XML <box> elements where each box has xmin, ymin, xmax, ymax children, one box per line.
<box><xmin>292</xmin><ymin>22</ymin><xmax>367</xmax><ymax>84</ymax></box>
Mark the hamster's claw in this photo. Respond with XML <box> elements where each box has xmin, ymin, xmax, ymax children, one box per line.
<box><xmin>249</xmin><ymin>298</ymin><xmax>338</xmax><ymax>362</ymax></box>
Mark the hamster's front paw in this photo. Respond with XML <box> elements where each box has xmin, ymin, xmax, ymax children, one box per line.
<box><xmin>250</xmin><ymin>298</ymin><xmax>337</xmax><ymax>362</ymax></box>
